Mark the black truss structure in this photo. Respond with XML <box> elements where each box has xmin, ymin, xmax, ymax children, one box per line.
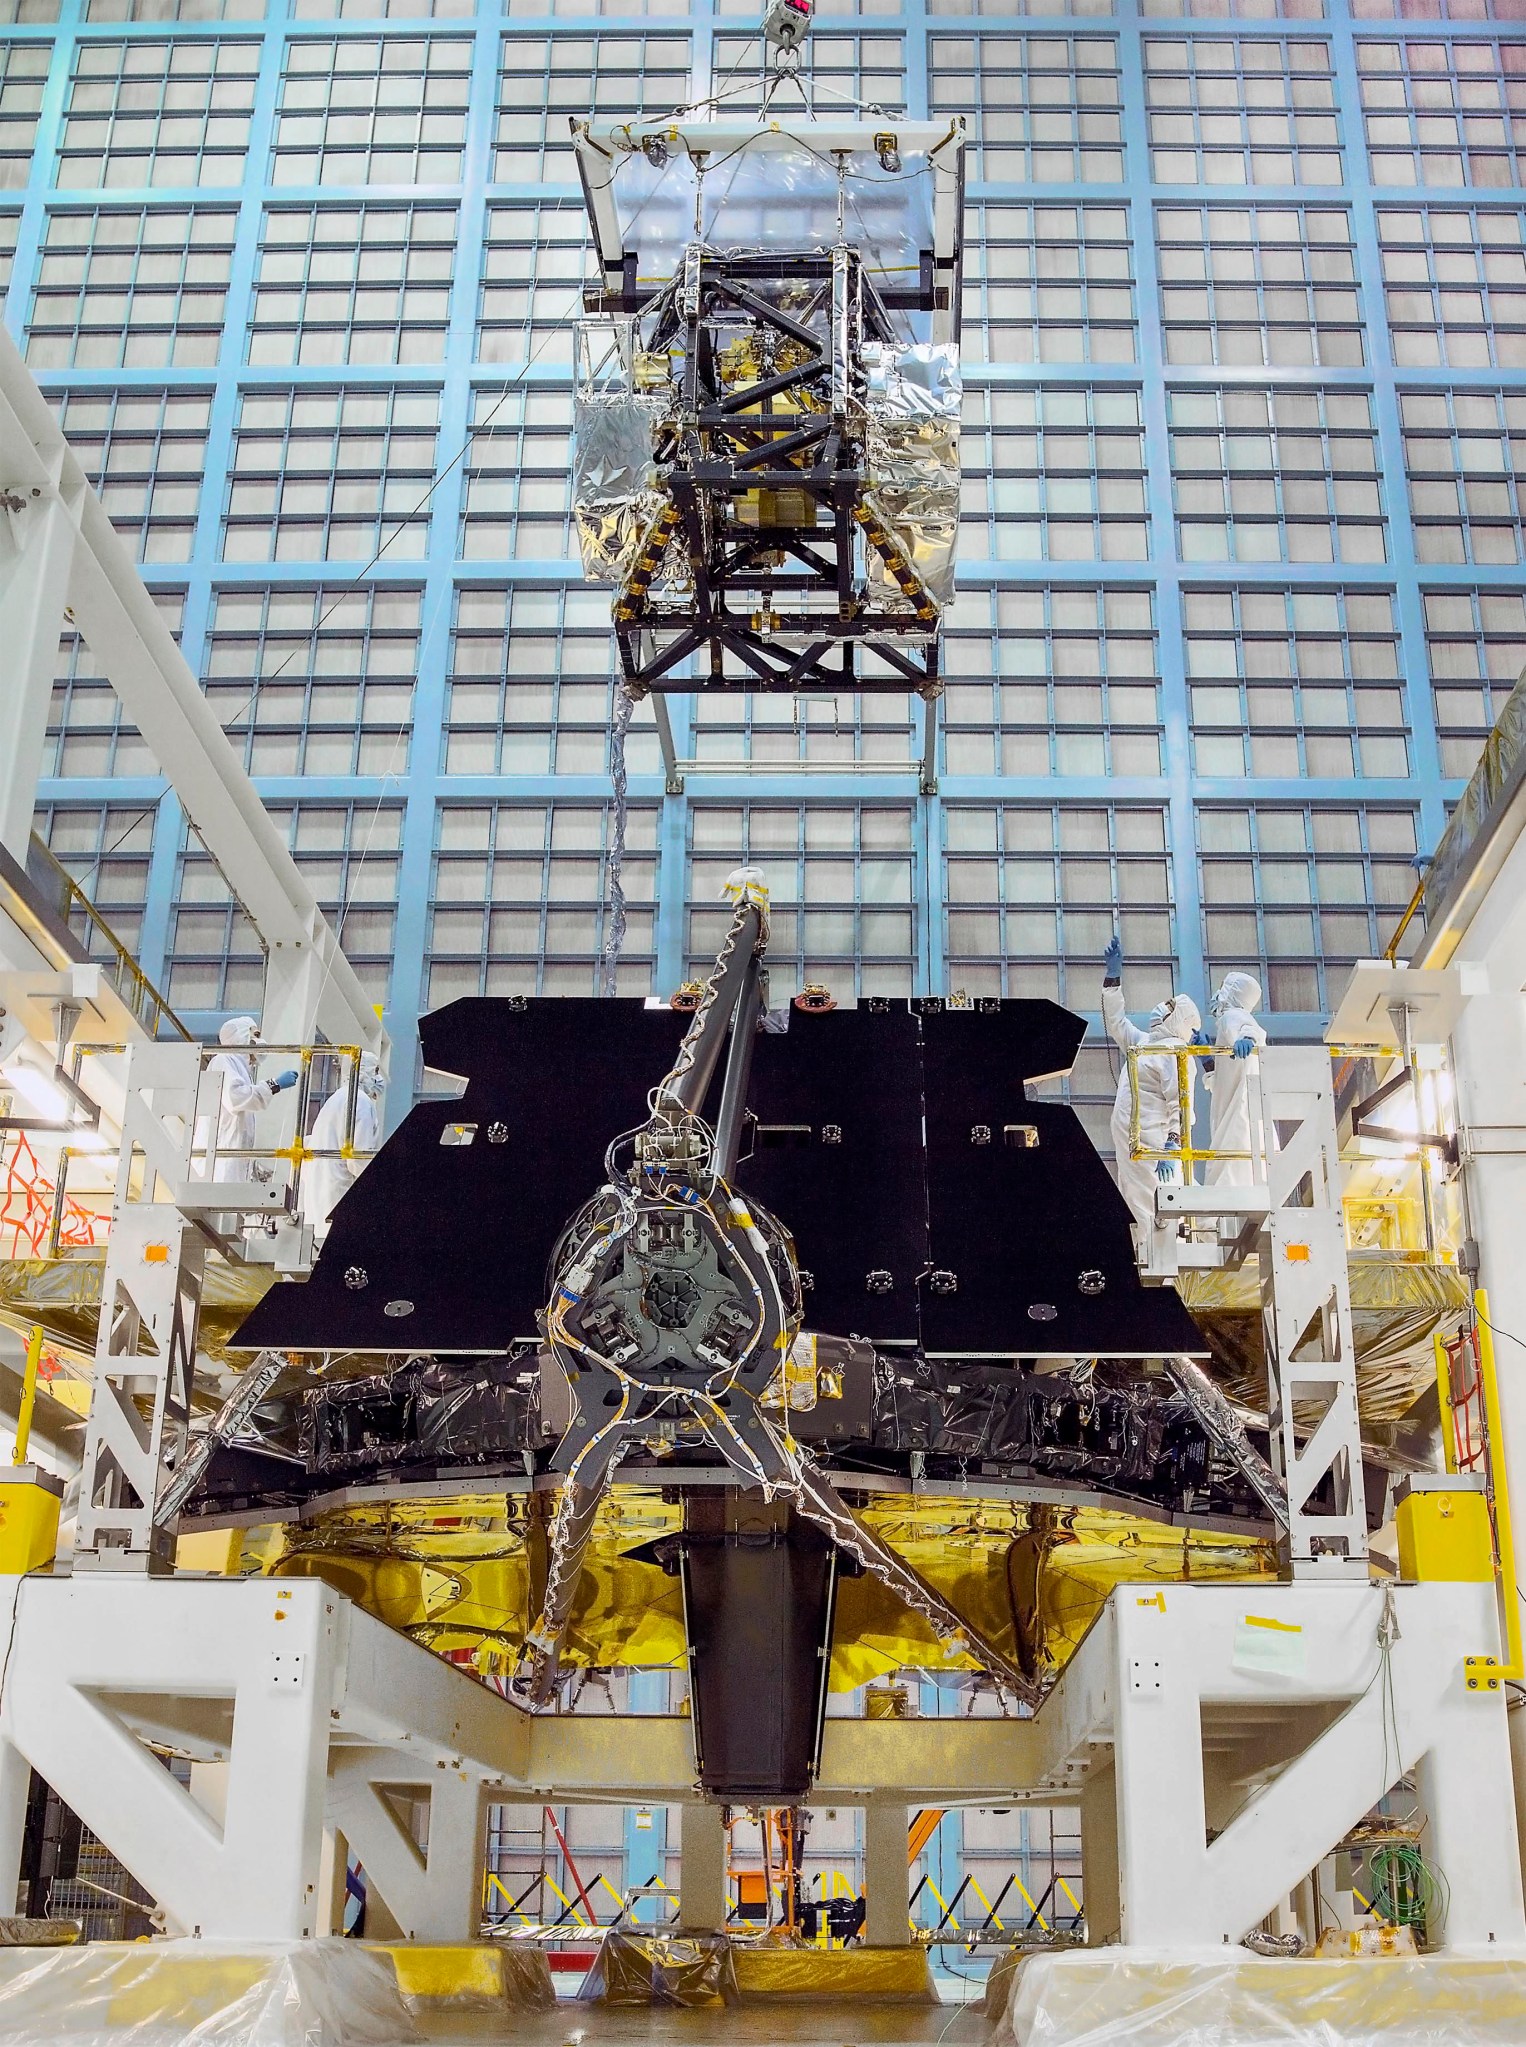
<box><xmin>588</xmin><ymin>245</ymin><xmax>951</xmax><ymax>698</ymax></box>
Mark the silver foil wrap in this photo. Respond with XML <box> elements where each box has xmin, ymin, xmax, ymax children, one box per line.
<box><xmin>862</xmin><ymin>342</ymin><xmax>961</xmax><ymax>613</ymax></box>
<box><xmin>572</xmin><ymin>366</ymin><xmax>665</xmax><ymax>584</ymax></box>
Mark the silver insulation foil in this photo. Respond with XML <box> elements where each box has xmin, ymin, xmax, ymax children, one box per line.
<box><xmin>573</xmin><ymin>316</ymin><xmax>962</xmax><ymax>614</ymax></box>
<box><xmin>572</xmin><ymin>389</ymin><xmax>665</xmax><ymax>585</ymax></box>
<box><xmin>862</xmin><ymin>342</ymin><xmax>962</xmax><ymax>615</ymax></box>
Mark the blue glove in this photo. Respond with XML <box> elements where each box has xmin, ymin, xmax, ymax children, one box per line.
<box><xmin>1232</xmin><ymin>1036</ymin><xmax>1256</xmax><ymax>1060</ymax></box>
<box><xmin>1103</xmin><ymin>935</ymin><xmax>1123</xmax><ymax>979</ymax></box>
<box><xmin>270</xmin><ymin>1068</ymin><xmax>300</xmax><ymax>1092</ymax></box>
<box><xmin>1190</xmin><ymin>1028</ymin><xmax>1211</xmax><ymax>1047</ymax></box>
<box><xmin>1155</xmin><ymin>1159</ymin><xmax>1174</xmax><ymax>1183</ymax></box>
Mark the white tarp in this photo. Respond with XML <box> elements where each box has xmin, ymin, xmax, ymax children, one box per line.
<box><xmin>997</xmin><ymin>1949</ymin><xmax>1526</xmax><ymax>2047</ymax></box>
<box><xmin>0</xmin><ymin>1940</ymin><xmax>416</xmax><ymax>2047</ymax></box>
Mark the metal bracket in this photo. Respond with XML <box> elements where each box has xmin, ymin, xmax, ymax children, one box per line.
<box><xmin>651</xmin><ymin>693</ymin><xmax>685</xmax><ymax>795</ymax></box>
<box><xmin>1454</xmin><ymin>1125</ymin><xmax>1526</xmax><ymax>1163</ymax></box>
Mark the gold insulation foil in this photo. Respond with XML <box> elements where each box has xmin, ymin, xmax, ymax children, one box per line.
<box><xmin>261</xmin><ymin>1486</ymin><xmax>1274</xmax><ymax>1689</ymax></box>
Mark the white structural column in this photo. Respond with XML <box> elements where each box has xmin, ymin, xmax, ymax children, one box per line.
<box><xmin>678</xmin><ymin>1802</ymin><xmax>728</xmax><ymax>1929</ymax></box>
<box><xmin>0</xmin><ymin>1578</ymin><xmax>337</xmax><ymax>1939</ymax></box>
<box><xmin>327</xmin><ymin>1753</ymin><xmax>487</xmax><ymax>1943</ymax></box>
<box><xmin>0</xmin><ymin>487</ymin><xmax>77</xmax><ymax>863</ymax></box>
<box><xmin>0</xmin><ymin>325</ymin><xmax>379</xmax><ymax>1057</ymax></box>
<box><xmin>863</xmin><ymin>1799</ymin><xmax>910</xmax><ymax>1947</ymax></box>
<box><xmin>1450</xmin><ymin>987</ymin><xmax>1526</xmax><ymax>1504</ymax></box>
<box><xmin>1099</xmin><ymin>1583</ymin><xmax>1526</xmax><ymax>1951</ymax></box>
<box><xmin>1448</xmin><ymin>985</ymin><xmax>1526</xmax><ymax>1860</ymax></box>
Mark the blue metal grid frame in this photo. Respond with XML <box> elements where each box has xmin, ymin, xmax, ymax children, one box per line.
<box><xmin>1</xmin><ymin>0</ymin><xmax>1518</xmax><ymax>1111</ymax></box>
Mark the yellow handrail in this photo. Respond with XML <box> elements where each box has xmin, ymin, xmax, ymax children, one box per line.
<box><xmin>27</xmin><ymin>836</ymin><xmax>189</xmax><ymax>1042</ymax></box>
<box><xmin>14</xmin><ymin>1325</ymin><xmax>42</xmax><ymax>1466</ymax></box>
<box><xmin>1383</xmin><ymin>876</ymin><xmax>1427</xmax><ymax>964</ymax></box>
<box><xmin>1434</xmin><ymin>1330</ymin><xmax>1458</xmax><ymax>1478</ymax></box>
<box><xmin>1124</xmin><ymin>1041</ymin><xmax>1242</xmax><ymax>1168</ymax></box>
<box><xmin>1474</xmin><ymin>1290</ymin><xmax>1522</xmax><ymax>1682</ymax></box>
<box><xmin>1123</xmin><ymin>1038</ymin><xmax>1406</xmax><ymax>1172</ymax></box>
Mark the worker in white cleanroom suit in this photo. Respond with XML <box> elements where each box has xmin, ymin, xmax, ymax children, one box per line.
<box><xmin>1204</xmin><ymin>971</ymin><xmax>1267</xmax><ymax>1187</ymax></box>
<box><xmin>203</xmin><ymin>1016</ymin><xmax>298</xmax><ymax>1163</ymax></box>
<box><xmin>302</xmin><ymin>1053</ymin><xmax>385</xmax><ymax>1243</ymax></box>
<box><xmin>1101</xmin><ymin>936</ymin><xmax>1202</xmax><ymax>1246</ymax></box>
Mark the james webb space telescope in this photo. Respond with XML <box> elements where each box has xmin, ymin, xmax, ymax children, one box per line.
<box><xmin>569</xmin><ymin>66</ymin><xmax>966</xmax><ymax>695</ymax></box>
<box><xmin>225</xmin><ymin>878</ymin><xmax>1253</xmax><ymax>1792</ymax></box>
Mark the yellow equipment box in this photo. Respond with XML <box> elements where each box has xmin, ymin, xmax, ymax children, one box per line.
<box><xmin>1396</xmin><ymin>1474</ymin><xmax>1494</xmax><ymax>1583</ymax></box>
<box><xmin>0</xmin><ymin>1467</ymin><xmax>61</xmax><ymax>1576</ymax></box>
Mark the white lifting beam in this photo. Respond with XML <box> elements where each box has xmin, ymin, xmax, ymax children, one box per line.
<box><xmin>0</xmin><ymin>326</ymin><xmax>380</xmax><ymax>1055</ymax></box>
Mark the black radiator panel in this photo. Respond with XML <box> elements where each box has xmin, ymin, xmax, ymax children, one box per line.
<box><xmin>919</xmin><ymin>1005</ymin><xmax>1202</xmax><ymax>1356</ymax></box>
<box><xmin>681</xmin><ymin>1495</ymin><xmax>835</xmax><ymax>1802</ymax></box>
<box><xmin>739</xmin><ymin>1006</ymin><xmax>924</xmax><ymax>1345</ymax></box>
<box><xmin>235</xmin><ymin>996</ymin><xmax>1206</xmax><ymax>1359</ymax></box>
<box><xmin>237</xmin><ymin>999</ymin><xmax>687</xmax><ymax>1354</ymax></box>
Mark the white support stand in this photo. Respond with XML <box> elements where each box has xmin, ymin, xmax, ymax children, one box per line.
<box><xmin>0</xmin><ymin>1577</ymin><xmax>528</xmax><ymax>1941</ymax></box>
<box><xmin>1033</xmin><ymin>1581</ymin><xmax>1526</xmax><ymax>1953</ymax></box>
<box><xmin>1256</xmin><ymin>1047</ymin><xmax>1366</xmax><ymax>1576</ymax></box>
<box><xmin>327</xmin><ymin>1752</ymin><xmax>487</xmax><ymax>1944</ymax></box>
<box><xmin>863</xmin><ymin>1800</ymin><xmax>911</xmax><ymax>1947</ymax></box>
<box><xmin>74</xmin><ymin>1040</ymin><xmax>285</xmax><ymax>1571</ymax></box>
<box><xmin>0</xmin><ymin>1575</ymin><xmax>1517</xmax><ymax>1964</ymax></box>
<box><xmin>1155</xmin><ymin>1044</ymin><xmax>1367</xmax><ymax>1577</ymax></box>
<box><xmin>677</xmin><ymin>1801</ymin><xmax>727</xmax><ymax>1930</ymax></box>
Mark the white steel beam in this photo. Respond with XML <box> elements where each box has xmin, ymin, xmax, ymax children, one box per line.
<box><xmin>1049</xmin><ymin>1580</ymin><xmax>1525</xmax><ymax>1953</ymax></box>
<box><xmin>326</xmin><ymin>1752</ymin><xmax>487</xmax><ymax>1943</ymax></box>
<box><xmin>2</xmin><ymin>1576</ymin><xmax>1515</xmax><ymax>1952</ymax></box>
<box><xmin>0</xmin><ymin>1577</ymin><xmax>529</xmax><ymax>1939</ymax></box>
<box><xmin>0</xmin><ymin>328</ymin><xmax>379</xmax><ymax>1055</ymax></box>
<box><xmin>0</xmin><ymin>488</ymin><xmax>77</xmax><ymax>865</ymax></box>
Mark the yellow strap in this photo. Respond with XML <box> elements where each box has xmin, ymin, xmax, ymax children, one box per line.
<box><xmin>965</xmin><ymin>1875</ymin><xmax>1003</xmax><ymax>1932</ymax></box>
<box><xmin>545</xmin><ymin>1876</ymin><xmax>590</xmax><ymax>1928</ymax></box>
<box><xmin>1013</xmin><ymin>1877</ymin><xmax>1049</xmax><ymax>1933</ymax></box>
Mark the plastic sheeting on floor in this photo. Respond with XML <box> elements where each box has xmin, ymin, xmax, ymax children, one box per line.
<box><xmin>996</xmin><ymin>1948</ymin><xmax>1526</xmax><ymax>2045</ymax></box>
<box><xmin>579</xmin><ymin>1929</ymin><xmax>737</xmax><ymax>2007</ymax></box>
<box><xmin>0</xmin><ymin>1938</ymin><xmax>417</xmax><ymax>2047</ymax></box>
<box><xmin>730</xmin><ymin>1943</ymin><xmax>936</xmax><ymax>2001</ymax></box>
<box><xmin>984</xmin><ymin>1947</ymin><xmax>1036</xmax><ymax>2021</ymax></box>
<box><xmin>373</xmin><ymin>1940</ymin><xmax>554</xmax><ymax>2011</ymax></box>
<box><xmin>0</xmin><ymin>1919</ymin><xmax>78</xmax><ymax>1947</ymax></box>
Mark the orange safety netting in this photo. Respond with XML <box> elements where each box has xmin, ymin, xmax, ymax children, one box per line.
<box><xmin>0</xmin><ymin>1135</ymin><xmax>103</xmax><ymax>1260</ymax></box>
